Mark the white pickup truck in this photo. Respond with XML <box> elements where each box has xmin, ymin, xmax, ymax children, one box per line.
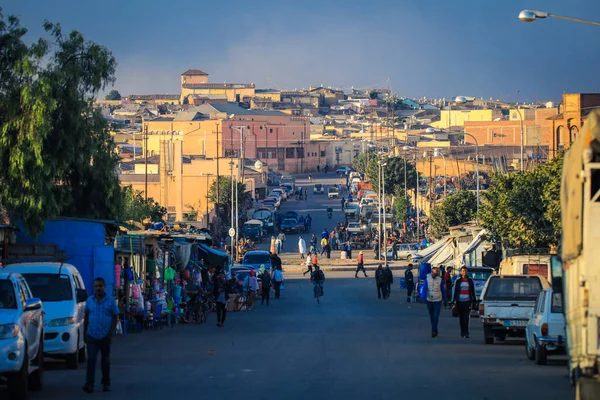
<box><xmin>479</xmin><ymin>274</ymin><xmax>550</xmax><ymax>345</ymax></box>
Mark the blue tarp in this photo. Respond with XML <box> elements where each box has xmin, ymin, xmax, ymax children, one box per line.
<box><xmin>16</xmin><ymin>220</ymin><xmax>115</xmax><ymax>295</ymax></box>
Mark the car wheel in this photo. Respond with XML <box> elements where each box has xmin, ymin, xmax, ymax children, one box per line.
<box><xmin>535</xmin><ymin>341</ymin><xmax>548</xmax><ymax>365</ymax></box>
<box><xmin>483</xmin><ymin>325</ymin><xmax>494</xmax><ymax>344</ymax></box>
<box><xmin>525</xmin><ymin>337</ymin><xmax>536</xmax><ymax>361</ymax></box>
<box><xmin>7</xmin><ymin>343</ymin><xmax>28</xmax><ymax>398</ymax></box>
<box><xmin>29</xmin><ymin>338</ymin><xmax>44</xmax><ymax>391</ymax></box>
<box><xmin>66</xmin><ymin>349</ymin><xmax>78</xmax><ymax>369</ymax></box>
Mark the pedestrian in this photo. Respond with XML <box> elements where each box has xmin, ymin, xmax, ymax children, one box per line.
<box><xmin>260</xmin><ymin>268</ymin><xmax>272</xmax><ymax>305</ymax></box>
<box><xmin>83</xmin><ymin>277</ymin><xmax>119</xmax><ymax>393</ymax></box>
<box><xmin>312</xmin><ymin>253</ymin><xmax>319</xmax><ymax>266</ymax></box>
<box><xmin>270</xmin><ymin>236</ymin><xmax>276</xmax><ymax>254</ymax></box>
<box><xmin>213</xmin><ymin>268</ymin><xmax>230</xmax><ymax>327</ymax></box>
<box><xmin>272</xmin><ymin>265</ymin><xmax>284</xmax><ymax>299</ymax></box>
<box><xmin>355</xmin><ymin>251</ymin><xmax>368</xmax><ymax>278</ymax></box>
<box><xmin>392</xmin><ymin>241</ymin><xmax>398</xmax><ymax>261</ymax></box>
<box><xmin>303</xmin><ymin>255</ymin><xmax>314</xmax><ymax>276</ymax></box>
<box><xmin>298</xmin><ymin>236</ymin><xmax>307</xmax><ymax>259</ymax></box>
<box><xmin>304</xmin><ymin>188</ymin><xmax>308</xmax><ymax>201</ymax></box>
<box><xmin>325</xmin><ymin>241</ymin><xmax>331</xmax><ymax>259</ymax></box>
<box><xmin>277</xmin><ymin>231</ymin><xmax>287</xmax><ymax>251</ymax></box>
<box><xmin>320</xmin><ymin>236</ymin><xmax>328</xmax><ymax>256</ymax></box>
<box><xmin>404</xmin><ymin>264</ymin><xmax>415</xmax><ymax>303</ymax></box>
<box><xmin>384</xmin><ymin>264</ymin><xmax>394</xmax><ymax>298</ymax></box>
<box><xmin>444</xmin><ymin>266</ymin><xmax>454</xmax><ymax>308</ymax></box>
<box><xmin>275</xmin><ymin>237</ymin><xmax>282</xmax><ymax>254</ymax></box>
<box><xmin>345</xmin><ymin>240</ymin><xmax>352</xmax><ymax>260</ymax></box>
<box><xmin>270</xmin><ymin>251</ymin><xmax>282</xmax><ymax>272</ymax></box>
<box><xmin>375</xmin><ymin>264</ymin><xmax>386</xmax><ymax>299</ymax></box>
<box><xmin>309</xmin><ymin>233</ymin><xmax>317</xmax><ymax>254</ymax></box>
<box><xmin>306</xmin><ymin>214</ymin><xmax>312</xmax><ymax>231</ymax></box>
<box><xmin>419</xmin><ymin>265</ymin><xmax>447</xmax><ymax>338</ymax></box>
<box><xmin>452</xmin><ymin>266</ymin><xmax>477</xmax><ymax>338</ymax></box>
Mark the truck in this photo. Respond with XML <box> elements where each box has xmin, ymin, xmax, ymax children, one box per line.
<box><xmin>499</xmin><ymin>251</ymin><xmax>552</xmax><ymax>282</ymax></box>
<box><xmin>328</xmin><ymin>186</ymin><xmax>339</xmax><ymax>199</ymax></box>
<box><xmin>559</xmin><ymin>110</ymin><xmax>600</xmax><ymax>398</ymax></box>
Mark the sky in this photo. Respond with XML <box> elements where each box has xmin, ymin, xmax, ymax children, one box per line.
<box><xmin>3</xmin><ymin>0</ymin><xmax>600</xmax><ymax>102</ymax></box>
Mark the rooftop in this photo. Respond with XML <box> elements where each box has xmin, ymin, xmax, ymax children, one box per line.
<box><xmin>182</xmin><ymin>83</ymin><xmax>255</xmax><ymax>90</ymax></box>
<box><xmin>129</xmin><ymin>94</ymin><xmax>180</xmax><ymax>101</ymax></box>
<box><xmin>192</xmin><ymin>103</ymin><xmax>286</xmax><ymax>117</ymax></box>
<box><xmin>181</xmin><ymin>69</ymin><xmax>209</xmax><ymax>76</ymax></box>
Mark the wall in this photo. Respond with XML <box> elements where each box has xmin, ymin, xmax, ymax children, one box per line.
<box><xmin>432</xmin><ymin>109</ymin><xmax>501</xmax><ymax>129</ymax></box>
<box><xmin>181</xmin><ymin>74</ymin><xmax>208</xmax><ymax>86</ymax></box>
<box><xmin>144</xmin><ymin>119</ymin><xmax>222</xmax><ymax>156</ymax></box>
<box><xmin>180</xmin><ymin>86</ymin><xmax>255</xmax><ymax>102</ymax></box>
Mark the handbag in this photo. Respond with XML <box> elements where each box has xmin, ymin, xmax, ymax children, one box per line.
<box><xmin>280</xmin><ymin>283</ymin><xmax>285</xmax><ymax>291</ymax></box>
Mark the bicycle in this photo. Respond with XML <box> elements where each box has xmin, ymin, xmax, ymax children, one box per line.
<box><xmin>244</xmin><ymin>289</ymin><xmax>257</xmax><ymax>311</ymax></box>
<box><xmin>200</xmin><ymin>291</ymin><xmax>216</xmax><ymax>313</ymax></box>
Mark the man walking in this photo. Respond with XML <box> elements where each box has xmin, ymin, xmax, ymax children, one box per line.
<box><xmin>83</xmin><ymin>277</ymin><xmax>119</xmax><ymax>393</ymax></box>
<box><xmin>420</xmin><ymin>266</ymin><xmax>447</xmax><ymax>337</ymax></box>
<box><xmin>452</xmin><ymin>266</ymin><xmax>477</xmax><ymax>338</ymax></box>
<box><xmin>345</xmin><ymin>241</ymin><xmax>353</xmax><ymax>260</ymax></box>
<box><xmin>277</xmin><ymin>231</ymin><xmax>287</xmax><ymax>252</ymax></box>
<box><xmin>404</xmin><ymin>264</ymin><xmax>415</xmax><ymax>303</ymax></box>
<box><xmin>298</xmin><ymin>236</ymin><xmax>307</xmax><ymax>259</ymax></box>
<box><xmin>384</xmin><ymin>264</ymin><xmax>394</xmax><ymax>299</ymax></box>
<box><xmin>375</xmin><ymin>264</ymin><xmax>386</xmax><ymax>299</ymax></box>
<box><xmin>272</xmin><ymin>265</ymin><xmax>284</xmax><ymax>299</ymax></box>
<box><xmin>260</xmin><ymin>270</ymin><xmax>272</xmax><ymax>305</ymax></box>
<box><xmin>355</xmin><ymin>251</ymin><xmax>368</xmax><ymax>278</ymax></box>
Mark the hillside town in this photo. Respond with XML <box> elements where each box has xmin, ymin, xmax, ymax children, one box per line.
<box><xmin>0</xmin><ymin>3</ymin><xmax>599</xmax><ymax>400</ymax></box>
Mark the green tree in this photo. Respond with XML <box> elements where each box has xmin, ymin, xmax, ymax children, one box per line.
<box><xmin>480</xmin><ymin>155</ymin><xmax>563</xmax><ymax>249</ymax></box>
<box><xmin>429</xmin><ymin>190</ymin><xmax>477</xmax><ymax>238</ymax></box>
<box><xmin>394</xmin><ymin>196</ymin><xmax>411</xmax><ymax>222</ymax></box>
<box><xmin>104</xmin><ymin>89</ymin><xmax>121</xmax><ymax>100</ymax></box>
<box><xmin>0</xmin><ymin>11</ymin><xmax>123</xmax><ymax>236</ymax></box>
<box><xmin>207</xmin><ymin>177</ymin><xmax>251</xmax><ymax>215</ymax></box>
<box><xmin>351</xmin><ymin>152</ymin><xmax>374</xmax><ymax>175</ymax></box>
<box><xmin>122</xmin><ymin>186</ymin><xmax>166</xmax><ymax>224</ymax></box>
<box><xmin>366</xmin><ymin>156</ymin><xmax>418</xmax><ymax>195</ymax></box>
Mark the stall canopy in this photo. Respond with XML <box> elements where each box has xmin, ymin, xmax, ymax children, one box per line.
<box><xmin>414</xmin><ymin>236</ymin><xmax>452</xmax><ymax>263</ymax></box>
<box><xmin>197</xmin><ymin>244</ymin><xmax>231</xmax><ymax>271</ymax></box>
<box><xmin>456</xmin><ymin>229</ymin><xmax>489</xmax><ymax>267</ymax></box>
<box><xmin>428</xmin><ymin>239</ymin><xmax>455</xmax><ymax>267</ymax></box>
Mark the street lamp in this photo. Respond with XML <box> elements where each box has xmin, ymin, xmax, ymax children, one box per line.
<box><xmin>433</xmin><ymin>148</ymin><xmax>447</xmax><ymax>198</ymax></box>
<box><xmin>462</xmin><ymin>132</ymin><xmax>480</xmax><ymax>219</ymax></box>
<box><xmin>518</xmin><ymin>10</ymin><xmax>600</xmax><ymax>27</ymax></box>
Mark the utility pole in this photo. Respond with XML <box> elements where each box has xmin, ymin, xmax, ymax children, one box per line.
<box><xmin>144</xmin><ymin>122</ymin><xmax>148</xmax><ymax>201</ymax></box>
<box><xmin>214</xmin><ymin>123</ymin><xmax>221</xmax><ymax>217</ymax></box>
<box><xmin>229</xmin><ymin>161</ymin><xmax>235</xmax><ymax>261</ymax></box>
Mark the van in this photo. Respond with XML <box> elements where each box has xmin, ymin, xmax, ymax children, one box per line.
<box><xmin>499</xmin><ymin>254</ymin><xmax>552</xmax><ymax>282</ymax></box>
<box><xmin>3</xmin><ymin>262</ymin><xmax>89</xmax><ymax>369</ymax></box>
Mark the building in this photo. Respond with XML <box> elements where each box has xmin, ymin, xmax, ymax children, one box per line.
<box><xmin>548</xmin><ymin>93</ymin><xmax>600</xmax><ymax>158</ymax></box>
<box><xmin>128</xmin><ymin>94</ymin><xmax>180</xmax><ymax>105</ymax></box>
<box><xmin>432</xmin><ymin>108</ymin><xmax>503</xmax><ymax>129</ymax></box>
<box><xmin>180</xmin><ymin>69</ymin><xmax>255</xmax><ymax>103</ymax></box>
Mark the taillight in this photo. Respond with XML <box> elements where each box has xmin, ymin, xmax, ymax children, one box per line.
<box><xmin>479</xmin><ymin>303</ymin><xmax>484</xmax><ymax>316</ymax></box>
<box><xmin>541</xmin><ymin>323</ymin><xmax>548</xmax><ymax>336</ymax></box>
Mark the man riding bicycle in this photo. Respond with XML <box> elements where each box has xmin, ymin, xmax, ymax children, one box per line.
<box><xmin>310</xmin><ymin>265</ymin><xmax>325</xmax><ymax>298</ymax></box>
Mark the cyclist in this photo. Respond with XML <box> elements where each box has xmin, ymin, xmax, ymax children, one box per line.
<box><xmin>310</xmin><ymin>265</ymin><xmax>325</xmax><ymax>298</ymax></box>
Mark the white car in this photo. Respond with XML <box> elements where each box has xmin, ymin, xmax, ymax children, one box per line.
<box><xmin>336</xmin><ymin>166</ymin><xmax>351</xmax><ymax>176</ymax></box>
<box><xmin>4</xmin><ymin>262</ymin><xmax>88</xmax><ymax>369</ymax></box>
<box><xmin>0</xmin><ymin>271</ymin><xmax>44</xmax><ymax>397</ymax></box>
<box><xmin>347</xmin><ymin>222</ymin><xmax>364</xmax><ymax>234</ymax></box>
<box><xmin>525</xmin><ymin>287</ymin><xmax>566</xmax><ymax>365</ymax></box>
<box><xmin>384</xmin><ymin>243</ymin><xmax>419</xmax><ymax>260</ymax></box>
<box><xmin>271</xmin><ymin>188</ymin><xmax>287</xmax><ymax>201</ymax></box>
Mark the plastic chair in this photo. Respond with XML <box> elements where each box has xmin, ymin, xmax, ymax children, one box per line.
<box><xmin>153</xmin><ymin>303</ymin><xmax>163</xmax><ymax>330</ymax></box>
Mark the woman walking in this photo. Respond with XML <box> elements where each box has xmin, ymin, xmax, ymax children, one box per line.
<box><xmin>452</xmin><ymin>267</ymin><xmax>476</xmax><ymax>338</ymax></box>
<box><xmin>213</xmin><ymin>268</ymin><xmax>229</xmax><ymax>327</ymax></box>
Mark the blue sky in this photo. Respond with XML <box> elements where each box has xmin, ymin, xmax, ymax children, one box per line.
<box><xmin>3</xmin><ymin>0</ymin><xmax>600</xmax><ymax>102</ymax></box>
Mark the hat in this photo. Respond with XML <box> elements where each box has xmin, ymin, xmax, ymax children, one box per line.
<box><xmin>359</xmin><ymin>251</ymin><xmax>363</xmax><ymax>254</ymax></box>
<box><xmin>431</xmin><ymin>265</ymin><xmax>439</xmax><ymax>270</ymax></box>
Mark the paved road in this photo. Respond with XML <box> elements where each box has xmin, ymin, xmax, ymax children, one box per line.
<box><xmin>7</xmin><ymin>173</ymin><xmax>571</xmax><ymax>399</ymax></box>
<box><xmin>21</xmin><ymin>271</ymin><xmax>570</xmax><ymax>400</ymax></box>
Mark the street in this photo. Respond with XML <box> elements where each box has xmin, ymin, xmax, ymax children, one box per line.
<box><xmin>14</xmin><ymin>173</ymin><xmax>571</xmax><ymax>400</ymax></box>
<box><xmin>24</xmin><ymin>272</ymin><xmax>570</xmax><ymax>400</ymax></box>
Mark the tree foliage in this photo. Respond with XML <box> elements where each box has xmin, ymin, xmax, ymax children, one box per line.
<box><xmin>394</xmin><ymin>196</ymin><xmax>411</xmax><ymax>222</ymax></box>
<box><xmin>480</xmin><ymin>154</ymin><xmax>563</xmax><ymax>249</ymax></box>
<box><xmin>429</xmin><ymin>190</ymin><xmax>477</xmax><ymax>238</ymax></box>
<box><xmin>0</xmin><ymin>11</ymin><xmax>123</xmax><ymax>236</ymax></box>
<box><xmin>366</xmin><ymin>156</ymin><xmax>418</xmax><ymax>195</ymax></box>
<box><xmin>351</xmin><ymin>152</ymin><xmax>373</xmax><ymax>175</ymax></box>
<box><xmin>122</xmin><ymin>186</ymin><xmax>166</xmax><ymax>224</ymax></box>
<box><xmin>207</xmin><ymin>177</ymin><xmax>251</xmax><ymax>214</ymax></box>
<box><xmin>104</xmin><ymin>89</ymin><xmax>121</xmax><ymax>100</ymax></box>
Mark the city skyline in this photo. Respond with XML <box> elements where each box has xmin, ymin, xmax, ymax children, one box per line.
<box><xmin>3</xmin><ymin>0</ymin><xmax>600</xmax><ymax>102</ymax></box>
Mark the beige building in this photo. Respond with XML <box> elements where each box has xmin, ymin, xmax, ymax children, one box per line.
<box><xmin>180</xmin><ymin>69</ymin><xmax>255</xmax><ymax>103</ymax></box>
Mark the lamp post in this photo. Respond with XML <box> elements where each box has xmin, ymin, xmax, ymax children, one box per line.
<box><xmin>203</xmin><ymin>173</ymin><xmax>213</xmax><ymax>227</ymax></box>
<box><xmin>433</xmin><ymin>148</ymin><xmax>447</xmax><ymax>198</ymax></box>
<box><xmin>230</xmin><ymin>124</ymin><xmax>250</xmax><ymax>248</ymax></box>
<box><xmin>229</xmin><ymin>160</ymin><xmax>235</xmax><ymax>261</ymax></box>
<box><xmin>518</xmin><ymin>9</ymin><xmax>600</xmax><ymax>27</ymax></box>
<box><xmin>462</xmin><ymin>132</ymin><xmax>480</xmax><ymax>219</ymax></box>
<box><xmin>515</xmin><ymin>106</ymin><xmax>525</xmax><ymax>171</ymax></box>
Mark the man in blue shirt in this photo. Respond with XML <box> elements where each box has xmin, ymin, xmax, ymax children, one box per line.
<box><xmin>83</xmin><ymin>277</ymin><xmax>119</xmax><ymax>393</ymax></box>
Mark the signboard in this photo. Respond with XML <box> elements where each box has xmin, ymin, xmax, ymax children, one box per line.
<box><xmin>228</xmin><ymin>228</ymin><xmax>236</xmax><ymax>237</ymax></box>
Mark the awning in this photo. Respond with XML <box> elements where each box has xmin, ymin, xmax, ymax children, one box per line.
<box><xmin>429</xmin><ymin>240</ymin><xmax>455</xmax><ymax>266</ymax></box>
<box><xmin>413</xmin><ymin>237</ymin><xmax>452</xmax><ymax>263</ymax></box>
<box><xmin>456</xmin><ymin>229</ymin><xmax>488</xmax><ymax>266</ymax></box>
<box><xmin>197</xmin><ymin>243</ymin><xmax>231</xmax><ymax>271</ymax></box>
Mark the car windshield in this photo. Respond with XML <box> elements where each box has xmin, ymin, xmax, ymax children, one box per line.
<box><xmin>349</xmin><ymin>223</ymin><xmax>360</xmax><ymax>228</ymax></box>
<box><xmin>485</xmin><ymin>277</ymin><xmax>542</xmax><ymax>300</ymax></box>
<box><xmin>283</xmin><ymin>219</ymin><xmax>296</xmax><ymax>225</ymax></box>
<box><xmin>315</xmin><ymin>184</ymin><xmax>322</xmax><ymax>189</ymax></box>
<box><xmin>22</xmin><ymin>273</ymin><xmax>73</xmax><ymax>301</ymax></box>
<box><xmin>468</xmin><ymin>270</ymin><xmax>493</xmax><ymax>281</ymax></box>
<box><xmin>329</xmin><ymin>187</ymin><xmax>338</xmax><ymax>192</ymax></box>
<box><xmin>243</xmin><ymin>254</ymin><xmax>271</xmax><ymax>265</ymax></box>
<box><xmin>0</xmin><ymin>279</ymin><xmax>17</xmax><ymax>309</ymax></box>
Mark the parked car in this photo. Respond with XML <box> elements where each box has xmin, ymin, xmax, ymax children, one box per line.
<box><xmin>280</xmin><ymin>185</ymin><xmax>294</xmax><ymax>196</ymax></box>
<box><xmin>336</xmin><ymin>166</ymin><xmax>351</xmax><ymax>176</ymax></box>
<box><xmin>346</xmin><ymin>222</ymin><xmax>364</xmax><ymax>234</ymax></box>
<box><xmin>313</xmin><ymin>184</ymin><xmax>324</xmax><ymax>195</ymax></box>
<box><xmin>281</xmin><ymin>218</ymin><xmax>306</xmax><ymax>234</ymax></box>
<box><xmin>328</xmin><ymin>186</ymin><xmax>339</xmax><ymax>199</ymax></box>
<box><xmin>242</xmin><ymin>251</ymin><xmax>272</xmax><ymax>272</ymax></box>
<box><xmin>397</xmin><ymin>243</ymin><xmax>420</xmax><ymax>261</ymax></box>
<box><xmin>525</xmin><ymin>287</ymin><xmax>566</xmax><ymax>365</ymax></box>
<box><xmin>264</xmin><ymin>195</ymin><xmax>281</xmax><ymax>208</ymax></box>
<box><xmin>0</xmin><ymin>271</ymin><xmax>44</xmax><ymax>397</ymax></box>
<box><xmin>479</xmin><ymin>274</ymin><xmax>549</xmax><ymax>344</ymax></box>
<box><xmin>344</xmin><ymin>202</ymin><xmax>360</xmax><ymax>218</ymax></box>
<box><xmin>284</xmin><ymin>211</ymin><xmax>299</xmax><ymax>220</ymax></box>
<box><xmin>3</xmin><ymin>262</ymin><xmax>88</xmax><ymax>369</ymax></box>
<box><xmin>271</xmin><ymin>188</ymin><xmax>287</xmax><ymax>201</ymax></box>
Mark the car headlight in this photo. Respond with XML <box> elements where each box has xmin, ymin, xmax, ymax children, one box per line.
<box><xmin>48</xmin><ymin>317</ymin><xmax>76</xmax><ymax>327</ymax></box>
<box><xmin>0</xmin><ymin>324</ymin><xmax>19</xmax><ymax>339</ymax></box>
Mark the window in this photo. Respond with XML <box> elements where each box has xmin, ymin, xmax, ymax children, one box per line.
<box><xmin>538</xmin><ymin>291</ymin><xmax>546</xmax><ymax>314</ymax></box>
<box><xmin>523</xmin><ymin>264</ymin><xmax>548</xmax><ymax>280</ymax></box>
<box><xmin>551</xmin><ymin>292</ymin><xmax>563</xmax><ymax>313</ymax></box>
<box><xmin>320</xmin><ymin>151</ymin><xmax>326</xmax><ymax>157</ymax></box>
<box><xmin>297</xmin><ymin>148</ymin><xmax>304</xmax><ymax>158</ymax></box>
<box><xmin>286</xmin><ymin>148</ymin><xmax>295</xmax><ymax>159</ymax></box>
<box><xmin>0</xmin><ymin>279</ymin><xmax>17</xmax><ymax>309</ymax></box>
<box><xmin>270</xmin><ymin>128</ymin><xmax>273</xmax><ymax>133</ymax></box>
<box><xmin>485</xmin><ymin>277</ymin><xmax>542</xmax><ymax>301</ymax></box>
<box><xmin>225</xmin><ymin>149</ymin><xmax>240</xmax><ymax>157</ymax></box>
<box><xmin>17</xmin><ymin>281</ymin><xmax>27</xmax><ymax>308</ymax></box>
<box><xmin>22</xmin><ymin>274</ymin><xmax>73</xmax><ymax>302</ymax></box>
